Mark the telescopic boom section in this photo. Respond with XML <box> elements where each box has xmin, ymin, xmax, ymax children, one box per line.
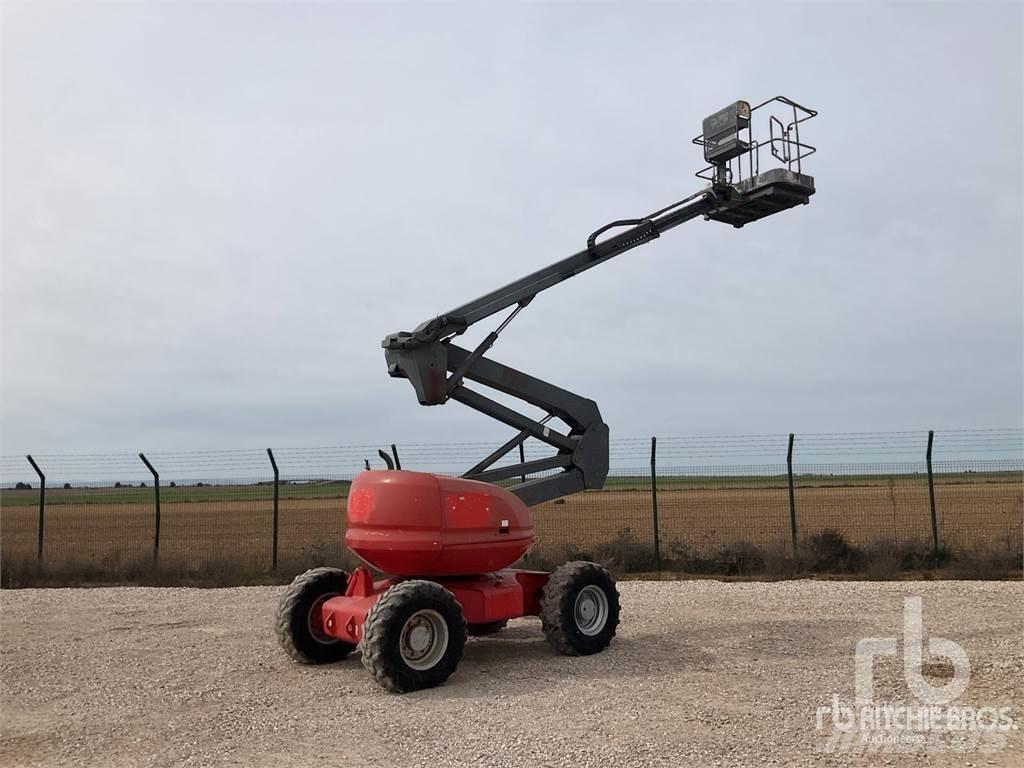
<box><xmin>382</xmin><ymin>96</ymin><xmax>817</xmax><ymax>506</ymax></box>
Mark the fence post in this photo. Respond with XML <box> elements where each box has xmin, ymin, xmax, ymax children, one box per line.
<box><xmin>267</xmin><ymin>448</ymin><xmax>280</xmax><ymax>571</ymax></box>
<box><xmin>26</xmin><ymin>455</ymin><xmax>45</xmax><ymax>561</ymax></box>
<box><xmin>926</xmin><ymin>430</ymin><xmax>938</xmax><ymax>558</ymax></box>
<box><xmin>519</xmin><ymin>443</ymin><xmax>526</xmax><ymax>484</ymax></box>
<box><xmin>138</xmin><ymin>453</ymin><xmax>161</xmax><ymax>560</ymax></box>
<box><xmin>391</xmin><ymin>443</ymin><xmax>402</xmax><ymax>470</ymax></box>
<box><xmin>786</xmin><ymin>433</ymin><xmax>797</xmax><ymax>552</ymax></box>
<box><xmin>650</xmin><ymin>436</ymin><xmax>661</xmax><ymax>569</ymax></box>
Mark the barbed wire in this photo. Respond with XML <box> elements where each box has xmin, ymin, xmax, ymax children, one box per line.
<box><xmin>2</xmin><ymin>429</ymin><xmax>1020</xmax><ymax>483</ymax></box>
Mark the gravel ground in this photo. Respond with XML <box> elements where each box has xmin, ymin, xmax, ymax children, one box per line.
<box><xmin>1</xmin><ymin>580</ymin><xmax>1021</xmax><ymax>768</ymax></box>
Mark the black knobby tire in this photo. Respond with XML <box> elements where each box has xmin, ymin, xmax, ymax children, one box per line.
<box><xmin>360</xmin><ymin>580</ymin><xmax>466</xmax><ymax>694</ymax></box>
<box><xmin>276</xmin><ymin>567</ymin><xmax>356</xmax><ymax>664</ymax></box>
<box><xmin>540</xmin><ymin>561</ymin><xmax>620</xmax><ymax>656</ymax></box>
<box><xmin>467</xmin><ymin>619</ymin><xmax>508</xmax><ymax>637</ymax></box>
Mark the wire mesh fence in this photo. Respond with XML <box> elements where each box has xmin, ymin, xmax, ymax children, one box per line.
<box><xmin>1</xmin><ymin>431</ymin><xmax>1021</xmax><ymax>585</ymax></box>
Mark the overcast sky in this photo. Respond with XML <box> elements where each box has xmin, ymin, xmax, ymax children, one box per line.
<box><xmin>2</xmin><ymin>1</ymin><xmax>1022</xmax><ymax>465</ymax></box>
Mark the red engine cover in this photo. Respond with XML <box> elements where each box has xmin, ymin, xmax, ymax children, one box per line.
<box><xmin>345</xmin><ymin>470</ymin><xmax>534</xmax><ymax>576</ymax></box>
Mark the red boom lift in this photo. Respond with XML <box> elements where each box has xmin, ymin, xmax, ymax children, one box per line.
<box><xmin>276</xmin><ymin>97</ymin><xmax>817</xmax><ymax>692</ymax></box>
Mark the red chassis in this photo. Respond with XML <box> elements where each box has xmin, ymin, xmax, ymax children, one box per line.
<box><xmin>275</xmin><ymin>471</ymin><xmax>621</xmax><ymax>693</ymax></box>
<box><xmin>317</xmin><ymin>566</ymin><xmax>551</xmax><ymax>645</ymax></box>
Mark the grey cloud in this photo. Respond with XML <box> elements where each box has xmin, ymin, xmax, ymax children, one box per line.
<box><xmin>2</xmin><ymin>2</ymin><xmax>1021</xmax><ymax>459</ymax></box>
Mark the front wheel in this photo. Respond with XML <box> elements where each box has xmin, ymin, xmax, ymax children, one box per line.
<box><xmin>540</xmin><ymin>561</ymin><xmax>620</xmax><ymax>655</ymax></box>
<box><xmin>276</xmin><ymin>567</ymin><xmax>356</xmax><ymax>664</ymax></box>
<box><xmin>360</xmin><ymin>580</ymin><xmax>467</xmax><ymax>693</ymax></box>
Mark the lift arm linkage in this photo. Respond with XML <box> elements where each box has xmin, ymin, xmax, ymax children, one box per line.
<box><xmin>381</xmin><ymin>96</ymin><xmax>816</xmax><ymax>506</ymax></box>
<box><xmin>382</xmin><ymin>194</ymin><xmax>714</xmax><ymax>506</ymax></box>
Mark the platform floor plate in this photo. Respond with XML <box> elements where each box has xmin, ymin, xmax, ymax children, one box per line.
<box><xmin>708</xmin><ymin>169</ymin><xmax>815</xmax><ymax>228</ymax></box>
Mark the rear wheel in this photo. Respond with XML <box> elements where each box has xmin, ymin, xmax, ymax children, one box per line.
<box><xmin>360</xmin><ymin>580</ymin><xmax>466</xmax><ymax>693</ymax></box>
<box><xmin>276</xmin><ymin>567</ymin><xmax>355</xmax><ymax>664</ymax></box>
<box><xmin>541</xmin><ymin>561</ymin><xmax>620</xmax><ymax>655</ymax></box>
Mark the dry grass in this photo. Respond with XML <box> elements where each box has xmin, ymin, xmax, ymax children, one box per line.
<box><xmin>0</xmin><ymin>539</ymin><xmax>364</xmax><ymax>589</ymax></box>
<box><xmin>1</xmin><ymin>476</ymin><xmax>1020</xmax><ymax>586</ymax></box>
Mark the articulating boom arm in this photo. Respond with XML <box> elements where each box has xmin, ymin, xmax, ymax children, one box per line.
<box><xmin>382</xmin><ymin>96</ymin><xmax>817</xmax><ymax>506</ymax></box>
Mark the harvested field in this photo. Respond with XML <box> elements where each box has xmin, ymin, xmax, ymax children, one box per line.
<box><xmin>1</xmin><ymin>581</ymin><xmax>1021</xmax><ymax>767</ymax></box>
<box><xmin>1</xmin><ymin>475</ymin><xmax>1020</xmax><ymax>577</ymax></box>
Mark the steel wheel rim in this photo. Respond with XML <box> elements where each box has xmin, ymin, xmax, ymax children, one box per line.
<box><xmin>400</xmin><ymin>609</ymin><xmax>449</xmax><ymax>670</ymax></box>
<box><xmin>574</xmin><ymin>585</ymin><xmax>609</xmax><ymax>636</ymax></box>
<box><xmin>308</xmin><ymin>593</ymin><xmax>341</xmax><ymax>645</ymax></box>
